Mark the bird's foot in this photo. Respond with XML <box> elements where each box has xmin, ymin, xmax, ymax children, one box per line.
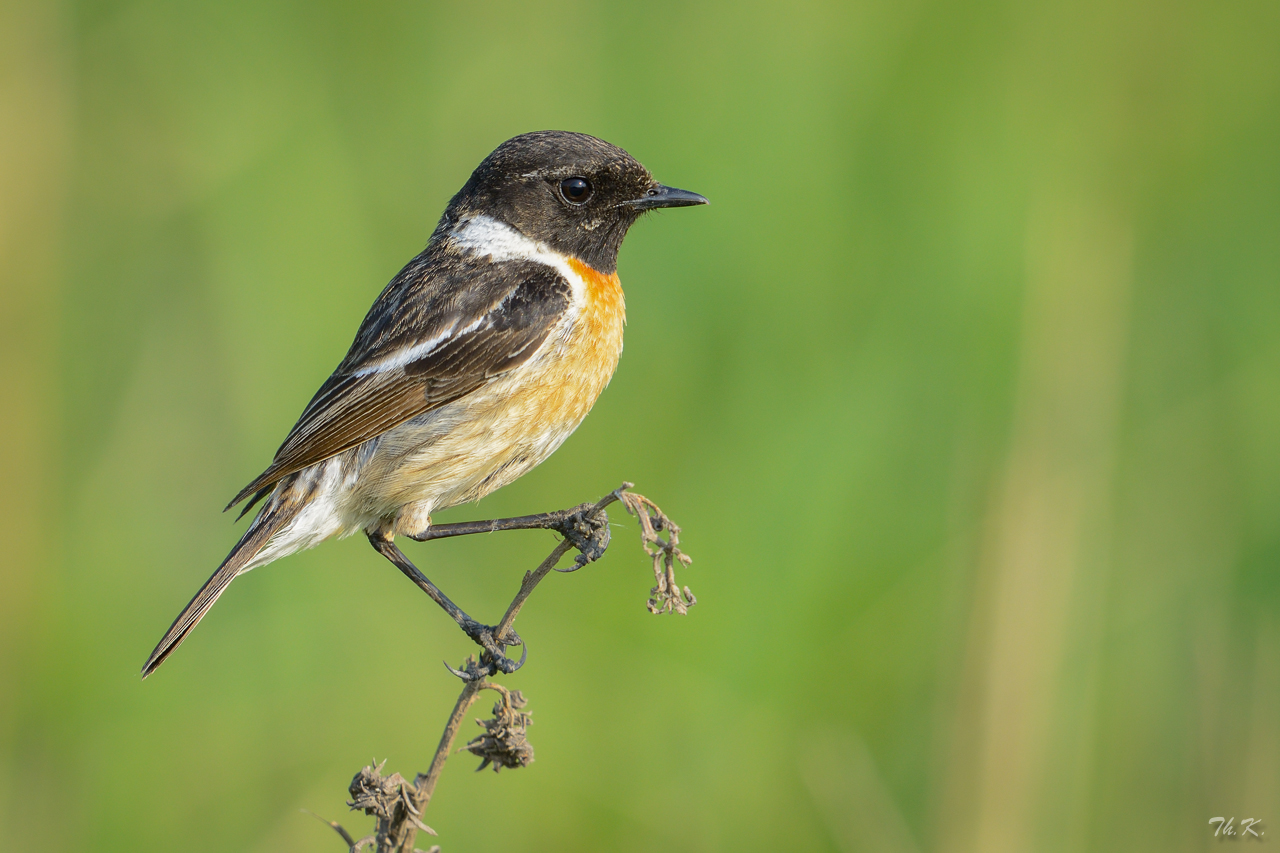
<box><xmin>552</xmin><ymin>504</ymin><xmax>611</xmax><ymax>571</ymax></box>
<box><xmin>453</xmin><ymin>619</ymin><xmax>525</xmax><ymax>678</ymax></box>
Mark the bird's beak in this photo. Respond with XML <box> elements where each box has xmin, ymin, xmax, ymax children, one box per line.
<box><xmin>623</xmin><ymin>184</ymin><xmax>709</xmax><ymax>210</ymax></box>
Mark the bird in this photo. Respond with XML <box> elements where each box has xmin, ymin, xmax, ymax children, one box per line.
<box><xmin>141</xmin><ymin>130</ymin><xmax>707</xmax><ymax>678</ymax></box>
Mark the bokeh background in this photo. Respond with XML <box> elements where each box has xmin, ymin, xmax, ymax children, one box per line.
<box><xmin>3</xmin><ymin>0</ymin><xmax>1279</xmax><ymax>850</ymax></box>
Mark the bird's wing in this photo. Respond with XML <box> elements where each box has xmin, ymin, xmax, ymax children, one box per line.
<box><xmin>226</xmin><ymin>256</ymin><xmax>573</xmax><ymax>511</ymax></box>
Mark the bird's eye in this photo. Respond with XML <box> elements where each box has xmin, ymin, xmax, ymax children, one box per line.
<box><xmin>560</xmin><ymin>177</ymin><xmax>592</xmax><ymax>204</ymax></box>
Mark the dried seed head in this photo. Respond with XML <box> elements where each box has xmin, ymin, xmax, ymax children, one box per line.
<box><xmin>347</xmin><ymin>761</ymin><xmax>408</xmax><ymax>819</ymax></box>
<box><xmin>464</xmin><ymin>689</ymin><xmax>534</xmax><ymax>773</ymax></box>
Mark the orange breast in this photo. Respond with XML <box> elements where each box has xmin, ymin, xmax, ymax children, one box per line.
<box><xmin>562</xmin><ymin>258</ymin><xmax>626</xmax><ymax>395</ymax></box>
<box><xmin>567</xmin><ymin>257</ymin><xmax>626</xmax><ymax>345</ymax></box>
<box><xmin>524</xmin><ymin>257</ymin><xmax>625</xmax><ymax>427</ymax></box>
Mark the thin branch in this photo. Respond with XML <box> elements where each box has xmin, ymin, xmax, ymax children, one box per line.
<box><xmin>493</xmin><ymin>482</ymin><xmax>631</xmax><ymax>642</ymax></box>
<box><xmin>381</xmin><ymin>678</ymin><xmax>485</xmax><ymax>853</ymax></box>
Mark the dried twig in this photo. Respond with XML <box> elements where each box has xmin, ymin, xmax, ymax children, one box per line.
<box><xmin>618</xmin><ymin>491</ymin><xmax>696</xmax><ymax>615</ymax></box>
<box><xmin>314</xmin><ymin>483</ymin><xmax>692</xmax><ymax>852</ymax></box>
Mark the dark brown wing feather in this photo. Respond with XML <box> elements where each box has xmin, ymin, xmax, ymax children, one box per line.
<box><xmin>226</xmin><ymin>251</ymin><xmax>573</xmax><ymax>510</ymax></box>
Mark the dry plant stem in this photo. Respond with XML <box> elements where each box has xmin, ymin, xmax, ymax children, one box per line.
<box><xmin>494</xmin><ymin>540</ymin><xmax>574</xmax><ymax>645</ymax></box>
<box><xmin>384</xmin><ymin>679</ymin><xmax>485</xmax><ymax>853</ymax></box>
<box><xmin>493</xmin><ymin>486</ymin><xmax>625</xmax><ymax>642</ymax></box>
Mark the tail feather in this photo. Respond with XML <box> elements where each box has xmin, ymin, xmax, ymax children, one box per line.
<box><xmin>142</xmin><ymin>485</ymin><xmax>305</xmax><ymax>678</ymax></box>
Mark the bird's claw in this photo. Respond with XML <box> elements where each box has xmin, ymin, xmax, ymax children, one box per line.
<box><xmin>454</xmin><ymin>619</ymin><xmax>525</xmax><ymax>678</ymax></box>
<box><xmin>444</xmin><ymin>658</ymin><xmax>485</xmax><ymax>682</ymax></box>
<box><xmin>480</xmin><ymin>641</ymin><xmax>527</xmax><ymax>676</ymax></box>
<box><xmin>555</xmin><ymin>506</ymin><xmax>611</xmax><ymax>572</ymax></box>
<box><xmin>444</xmin><ymin>641</ymin><xmax>526</xmax><ymax>681</ymax></box>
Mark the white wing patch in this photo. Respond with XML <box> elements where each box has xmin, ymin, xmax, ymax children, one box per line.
<box><xmin>353</xmin><ymin>321</ymin><xmax>459</xmax><ymax>376</ymax></box>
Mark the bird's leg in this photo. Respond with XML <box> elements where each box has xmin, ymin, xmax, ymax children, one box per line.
<box><xmin>408</xmin><ymin>502</ymin><xmax>612</xmax><ymax>569</ymax></box>
<box><xmin>372</xmin><ymin>500</ymin><xmax>614</xmax><ymax>678</ymax></box>
<box><xmin>366</xmin><ymin>532</ymin><xmax>524</xmax><ymax>675</ymax></box>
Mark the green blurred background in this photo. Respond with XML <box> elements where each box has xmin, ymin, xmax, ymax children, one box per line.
<box><xmin>3</xmin><ymin>0</ymin><xmax>1279</xmax><ymax>850</ymax></box>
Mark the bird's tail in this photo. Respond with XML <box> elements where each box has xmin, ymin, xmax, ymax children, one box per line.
<box><xmin>141</xmin><ymin>482</ymin><xmax>307</xmax><ymax>678</ymax></box>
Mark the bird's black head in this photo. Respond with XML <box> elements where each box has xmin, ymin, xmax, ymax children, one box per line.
<box><xmin>438</xmin><ymin>131</ymin><xmax>707</xmax><ymax>273</ymax></box>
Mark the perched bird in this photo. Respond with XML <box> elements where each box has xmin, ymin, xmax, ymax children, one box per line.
<box><xmin>142</xmin><ymin>131</ymin><xmax>706</xmax><ymax>678</ymax></box>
